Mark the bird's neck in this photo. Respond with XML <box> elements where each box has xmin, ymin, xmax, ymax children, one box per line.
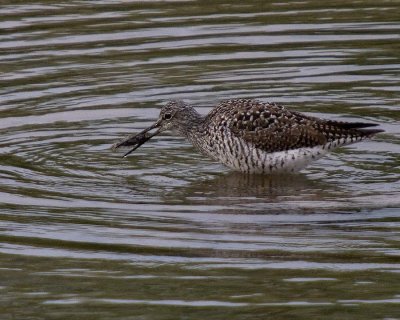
<box><xmin>175</xmin><ymin>109</ymin><xmax>210</xmax><ymax>157</ymax></box>
<box><xmin>175</xmin><ymin>108</ymin><xmax>204</xmax><ymax>138</ymax></box>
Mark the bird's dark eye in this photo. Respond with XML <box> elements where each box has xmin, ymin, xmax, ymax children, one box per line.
<box><xmin>163</xmin><ymin>113</ymin><xmax>172</xmax><ymax>120</ymax></box>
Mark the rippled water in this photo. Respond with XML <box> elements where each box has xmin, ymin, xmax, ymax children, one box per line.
<box><xmin>1</xmin><ymin>1</ymin><xmax>400</xmax><ymax>319</ymax></box>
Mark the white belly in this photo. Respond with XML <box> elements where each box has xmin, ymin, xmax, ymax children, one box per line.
<box><xmin>189</xmin><ymin>129</ymin><xmax>350</xmax><ymax>174</ymax></box>
<box><xmin>231</xmin><ymin>146</ymin><xmax>329</xmax><ymax>173</ymax></box>
<box><xmin>206</xmin><ymin>133</ymin><xmax>330</xmax><ymax>174</ymax></box>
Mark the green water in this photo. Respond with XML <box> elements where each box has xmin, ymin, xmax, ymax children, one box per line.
<box><xmin>0</xmin><ymin>1</ymin><xmax>399</xmax><ymax>319</ymax></box>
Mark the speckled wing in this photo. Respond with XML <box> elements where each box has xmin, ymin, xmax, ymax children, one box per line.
<box><xmin>207</xmin><ymin>99</ymin><xmax>381</xmax><ymax>153</ymax></box>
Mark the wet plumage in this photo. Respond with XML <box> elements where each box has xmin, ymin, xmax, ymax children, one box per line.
<box><xmin>113</xmin><ymin>99</ymin><xmax>383</xmax><ymax>173</ymax></box>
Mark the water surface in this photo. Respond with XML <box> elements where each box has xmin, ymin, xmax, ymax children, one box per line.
<box><xmin>0</xmin><ymin>1</ymin><xmax>399</xmax><ymax>319</ymax></box>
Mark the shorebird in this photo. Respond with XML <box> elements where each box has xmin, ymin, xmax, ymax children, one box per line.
<box><xmin>113</xmin><ymin>99</ymin><xmax>383</xmax><ymax>174</ymax></box>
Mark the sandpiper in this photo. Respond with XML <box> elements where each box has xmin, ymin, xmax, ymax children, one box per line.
<box><xmin>113</xmin><ymin>99</ymin><xmax>383</xmax><ymax>174</ymax></box>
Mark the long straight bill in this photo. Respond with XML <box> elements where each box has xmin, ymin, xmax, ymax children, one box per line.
<box><xmin>122</xmin><ymin>128</ymin><xmax>161</xmax><ymax>157</ymax></box>
<box><xmin>112</xmin><ymin>121</ymin><xmax>161</xmax><ymax>157</ymax></box>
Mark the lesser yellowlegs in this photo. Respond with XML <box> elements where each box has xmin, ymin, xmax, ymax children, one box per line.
<box><xmin>113</xmin><ymin>99</ymin><xmax>383</xmax><ymax>173</ymax></box>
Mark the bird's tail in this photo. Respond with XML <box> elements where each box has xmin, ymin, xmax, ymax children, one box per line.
<box><xmin>327</xmin><ymin>121</ymin><xmax>384</xmax><ymax>137</ymax></box>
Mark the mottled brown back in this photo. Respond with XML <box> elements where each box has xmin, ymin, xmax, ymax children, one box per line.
<box><xmin>206</xmin><ymin>99</ymin><xmax>382</xmax><ymax>153</ymax></box>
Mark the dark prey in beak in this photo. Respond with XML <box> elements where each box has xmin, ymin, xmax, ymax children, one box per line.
<box><xmin>112</xmin><ymin>121</ymin><xmax>160</xmax><ymax>157</ymax></box>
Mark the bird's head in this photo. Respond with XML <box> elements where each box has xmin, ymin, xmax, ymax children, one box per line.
<box><xmin>113</xmin><ymin>100</ymin><xmax>199</xmax><ymax>157</ymax></box>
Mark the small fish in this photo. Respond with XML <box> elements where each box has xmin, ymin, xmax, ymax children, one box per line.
<box><xmin>112</xmin><ymin>120</ymin><xmax>162</xmax><ymax>157</ymax></box>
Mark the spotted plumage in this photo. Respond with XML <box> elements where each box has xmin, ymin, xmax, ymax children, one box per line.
<box><xmin>113</xmin><ymin>99</ymin><xmax>384</xmax><ymax>174</ymax></box>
